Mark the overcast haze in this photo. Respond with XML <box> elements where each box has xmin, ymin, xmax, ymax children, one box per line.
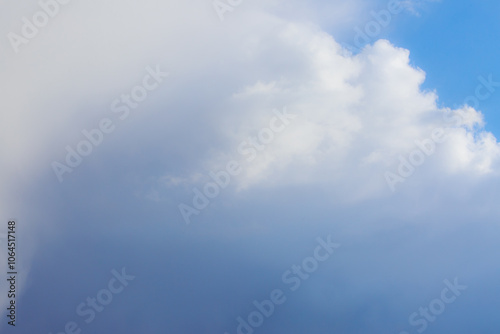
<box><xmin>1</xmin><ymin>0</ymin><xmax>500</xmax><ymax>333</ymax></box>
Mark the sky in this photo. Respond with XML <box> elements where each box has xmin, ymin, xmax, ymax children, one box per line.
<box><xmin>1</xmin><ymin>0</ymin><xmax>500</xmax><ymax>333</ymax></box>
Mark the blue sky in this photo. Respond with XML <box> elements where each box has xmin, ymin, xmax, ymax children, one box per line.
<box><xmin>335</xmin><ymin>0</ymin><xmax>500</xmax><ymax>134</ymax></box>
<box><xmin>388</xmin><ymin>0</ymin><xmax>500</xmax><ymax>136</ymax></box>
<box><xmin>1</xmin><ymin>0</ymin><xmax>500</xmax><ymax>333</ymax></box>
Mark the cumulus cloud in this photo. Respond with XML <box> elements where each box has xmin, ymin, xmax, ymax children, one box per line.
<box><xmin>157</xmin><ymin>21</ymin><xmax>500</xmax><ymax>200</ymax></box>
<box><xmin>1</xmin><ymin>0</ymin><xmax>500</xmax><ymax>332</ymax></box>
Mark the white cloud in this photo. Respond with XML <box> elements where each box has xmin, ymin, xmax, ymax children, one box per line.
<box><xmin>164</xmin><ymin>22</ymin><xmax>500</xmax><ymax>199</ymax></box>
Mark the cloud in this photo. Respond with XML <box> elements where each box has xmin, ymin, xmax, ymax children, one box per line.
<box><xmin>399</xmin><ymin>0</ymin><xmax>442</xmax><ymax>16</ymax></box>
<box><xmin>2</xmin><ymin>0</ymin><xmax>500</xmax><ymax>332</ymax></box>
<box><xmin>156</xmin><ymin>20</ymin><xmax>500</xmax><ymax>201</ymax></box>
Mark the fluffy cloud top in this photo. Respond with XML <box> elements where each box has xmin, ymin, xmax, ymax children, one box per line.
<box><xmin>159</xmin><ymin>22</ymin><xmax>500</xmax><ymax>200</ymax></box>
